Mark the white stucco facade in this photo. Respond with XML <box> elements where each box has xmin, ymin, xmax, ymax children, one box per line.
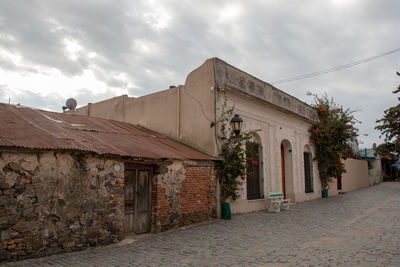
<box><xmin>217</xmin><ymin>86</ymin><xmax>321</xmax><ymax>214</ymax></box>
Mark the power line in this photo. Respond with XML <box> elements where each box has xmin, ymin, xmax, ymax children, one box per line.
<box><xmin>272</xmin><ymin>47</ymin><xmax>400</xmax><ymax>84</ymax></box>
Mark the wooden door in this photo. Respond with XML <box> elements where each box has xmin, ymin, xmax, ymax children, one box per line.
<box><xmin>135</xmin><ymin>169</ymin><xmax>151</xmax><ymax>233</ymax></box>
<box><xmin>337</xmin><ymin>176</ymin><xmax>342</xmax><ymax>190</ymax></box>
<box><xmin>124</xmin><ymin>170</ymin><xmax>135</xmax><ymax>233</ymax></box>
<box><xmin>124</xmin><ymin>165</ymin><xmax>152</xmax><ymax>234</ymax></box>
<box><xmin>281</xmin><ymin>144</ymin><xmax>286</xmax><ymax>198</ymax></box>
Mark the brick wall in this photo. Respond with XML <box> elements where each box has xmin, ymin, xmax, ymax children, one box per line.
<box><xmin>181</xmin><ymin>166</ymin><xmax>216</xmax><ymax>225</ymax></box>
<box><xmin>152</xmin><ymin>161</ymin><xmax>216</xmax><ymax>232</ymax></box>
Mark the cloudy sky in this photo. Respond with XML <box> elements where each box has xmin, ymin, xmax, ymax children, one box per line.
<box><xmin>1</xmin><ymin>0</ymin><xmax>399</xmax><ymax>148</ymax></box>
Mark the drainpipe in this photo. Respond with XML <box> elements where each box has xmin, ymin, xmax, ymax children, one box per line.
<box><xmin>88</xmin><ymin>103</ymin><xmax>92</xmax><ymax>117</ymax></box>
<box><xmin>177</xmin><ymin>86</ymin><xmax>181</xmax><ymax>139</ymax></box>
<box><xmin>212</xmin><ymin>58</ymin><xmax>220</xmax><ymax>155</ymax></box>
<box><xmin>212</xmin><ymin>58</ymin><xmax>221</xmax><ymax>219</ymax></box>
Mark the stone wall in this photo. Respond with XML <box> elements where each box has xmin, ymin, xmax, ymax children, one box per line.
<box><xmin>0</xmin><ymin>150</ymin><xmax>124</xmax><ymax>262</ymax></box>
<box><xmin>152</xmin><ymin>161</ymin><xmax>216</xmax><ymax>232</ymax></box>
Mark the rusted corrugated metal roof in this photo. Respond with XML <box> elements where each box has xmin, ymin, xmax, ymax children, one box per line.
<box><xmin>0</xmin><ymin>104</ymin><xmax>213</xmax><ymax>160</ymax></box>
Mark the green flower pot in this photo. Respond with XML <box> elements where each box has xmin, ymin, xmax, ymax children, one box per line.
<box><xmin>221</xmin><ymin>202</ymin><xmax>232</xmax><ymax>220</ymax></box>
<box><xmin>322</xmin><ymin>189</ymin><xmax>328</xmax><ymax>198</ymax></box>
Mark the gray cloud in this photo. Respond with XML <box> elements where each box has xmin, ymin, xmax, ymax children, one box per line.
<box><xmin>0</xmin><ymin>0</ymin><xmax>399</xmax><ymax>147</ymax></box>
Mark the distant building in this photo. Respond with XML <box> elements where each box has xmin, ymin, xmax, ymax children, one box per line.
<box><xmin>359</xmin><ymin>148</ymin><xmax>383</xmax><ymax>185</ymax></box>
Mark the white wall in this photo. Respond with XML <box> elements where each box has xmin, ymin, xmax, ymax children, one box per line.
<box><xmin>223</xmin><ymin>90</ymin><xmax>322</xmax><ymax>214</ymax></box>
<box><xmin>369</xmin><ymin>159</ymin><xmax>383</xmax><ymax>185</ymax></box>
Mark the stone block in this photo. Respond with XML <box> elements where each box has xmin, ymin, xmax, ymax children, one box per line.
<box><xmin>85</xmin><ymin>200</ymin><xmax>103</xmax><ymax>212</ymax></box>
<box><xmin>13</xmin><ymin>221</ymin><xmax>28</xmax><ymax>233</ymax></box>
<box><xmin>10</xmin><ymin>232</ymin><xmax>18</xmax><ymax>238</ymax></box>
<box><xmin>8</xmin><ymin>215</ymin><xmax>19</xmax><ymax>225</ymax></box>
<box><xmin>17</xmin><ymin>250</ymin><xmax>27</xmax><ymax>256</ymax></box>
<box><xmin>38</xmin><ymin>152</ymin><xmax>57</xmax><ymax>174</ymax></box>
<box><xmin>69</xmin><ymin>221</ymin><xmax>80</xmax><ymax>232</ymax></box>
<box><xmin>87</xmin><ymin>229</ymin><xmax>100</xmax><ymax>238</ymax></box>
<box><xmin>1</xmin><ymin>229</ymin><xmax>10</xmax><ymax>241</ymax></box>
<box><xmin>16</xmin><ymin>243</ymin><xmax>25</xmax><ymax>249</ymax></box>
<box><xmin>0</xmin><ymin>249</ymin><xmax>7</xmax><ymax>261</ymax></box>
<box><xmin>0</xmin><ymin>182</ymin><xmax>10</xmax><ymax>190</ymax></box>
<box><xmin>1</xmin><ymin>153</ymin><xmax>22</xmax><ymax>165</ymax></box>
<box><xmin>0</xmin><ymin>155</ymin><xmax>4</xmax><ymax>170</ymax></box>
<box><xmin>57</xmin><ymin>154</ymin><xmax>74</xmax><ymax>174</ymax></box>
<box><xmin>67</xmin><ymin>208</ymin><xmax>81</xmax><ymax>220</ymax></box>
<box><xmin>14</xmin><ymin>183</ymin><xmax>26</xmax><ymax>193</ymax></box>
<box><xmin>0</xmin><ymin>195</ymin><xmax>10</xmax><ymax>206</ymax></box>
<box><xmin>45</xmin><ymin>246</ymin><xmax>63</xmax><ymax>255</ymax></box>
<box><xmin>22</xmin><ymin>207</ymin><xmax>34</xmax><ymax>218</ymax></box>
<box><xmin>3</xmin><ymin>189</ymin><xmax>15</xmax><ymax>195</ymax></box>
<box><xmin>62</xmin><ymin>241</ymin><xmax>75</xmax><ymax>248</ymax></box>
<box><xmin>20</xmin><ymin>154</ymin><xmax>39</xmax><ymax>172</ymax></box>
<box><xmin>29</xmin><ymin>236</ymin><xmax>43</xmax><ymax>250</ymax></box>
<box><xmin>8</xmin><ymin>162</ymin><xmax>21</xmax><ymax>171</ymax></box>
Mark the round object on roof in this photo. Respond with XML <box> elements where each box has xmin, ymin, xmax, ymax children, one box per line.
<box><xmin>66</xmin><ymin>98</ymin><xmax>77</xmax><ymax>110</ymax></box>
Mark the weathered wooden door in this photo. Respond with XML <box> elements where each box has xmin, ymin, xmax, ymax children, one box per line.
<box><xmin>135</xmin><ymin>169</ymin><xmax>151</xmax><ymax>233</ymax></box>
<box><xmin>124</xmin><ymin>170</ymin><xmax>135</xmax><ymax>233</ymax></box>
<box><xmin>280</xmin><ymin>144</ymin><xmax>286</xmax><ymax>198</ymax></box>
<box><xmin>124</xmin><ymin>165</ymin><xmax>152</xmax><ymax>234</ymax></box>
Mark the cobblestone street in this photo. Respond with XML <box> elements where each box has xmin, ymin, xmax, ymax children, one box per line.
<box><xmin>4</xmin><ymin>182</ymin><xmax>400</xmax><ymax>266</ymax></box>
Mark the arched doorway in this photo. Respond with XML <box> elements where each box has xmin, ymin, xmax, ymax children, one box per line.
<box><xmin>280</xmin><ymin>144</ymin><xmax>286</xmax><ymax>197</ymax></box>
<box><xmin>280</xmin><ymin>140</ymin><xmax>293</xmax><ymax>199</ymax></box>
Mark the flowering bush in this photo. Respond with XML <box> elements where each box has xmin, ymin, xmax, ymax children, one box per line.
<box><xmin>309</xmin><ymin>95</ymin><xmax>358</xmax><ymax>190</ymax></box>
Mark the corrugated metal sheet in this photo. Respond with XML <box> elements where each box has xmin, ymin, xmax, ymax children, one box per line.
<box><xmin>0</xmin><ymin>104</ymin><xmax>213</xmax><ymax>160</ymax></box>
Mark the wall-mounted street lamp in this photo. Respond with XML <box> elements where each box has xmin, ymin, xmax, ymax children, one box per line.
<box><xmin>230</xmin><ymin>114</ymin><xmax>243</xmax><ymax>136</ymax></box>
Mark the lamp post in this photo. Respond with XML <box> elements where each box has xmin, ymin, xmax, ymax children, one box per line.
<box><xmin>230</xmin><ymin>114</ymin><xmax>243</xmax><ymax>136</ymax></box>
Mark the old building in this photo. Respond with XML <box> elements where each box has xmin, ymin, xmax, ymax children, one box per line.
<box><xmin>360</xmin><ymin>148</ymin><xmax>383</xmax><ymax>185</ymax></box>
<box><xmin>73</xmin><ymin>58</ymin><xmax>323</xmax><ymax>214</ymax></box>
<box><xmin>0</xmin><ymin>104</ymin><xmax>216</xmax><ymax>261</ymax></box>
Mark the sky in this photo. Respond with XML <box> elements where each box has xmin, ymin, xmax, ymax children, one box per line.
<box><xmin>0</xmin><ymin>0</ymin><xmax>399</xmax><ymax>149</ymax></box>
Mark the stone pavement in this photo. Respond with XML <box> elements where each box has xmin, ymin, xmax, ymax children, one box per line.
<box><xmin>4</xmin><ymin>182</ymin><xmax>400</xmax><ymax>266</ymax></box>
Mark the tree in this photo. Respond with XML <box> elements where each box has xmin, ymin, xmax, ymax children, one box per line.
<box><xmin>309</xmin><ymin>95</ymin><xmax>359</xmax><ymax>190</ymax></box>
<box><xmin>375</xmin><ymin>72</ymin><xmax>400</xmax><ymax>160</ymax></box>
